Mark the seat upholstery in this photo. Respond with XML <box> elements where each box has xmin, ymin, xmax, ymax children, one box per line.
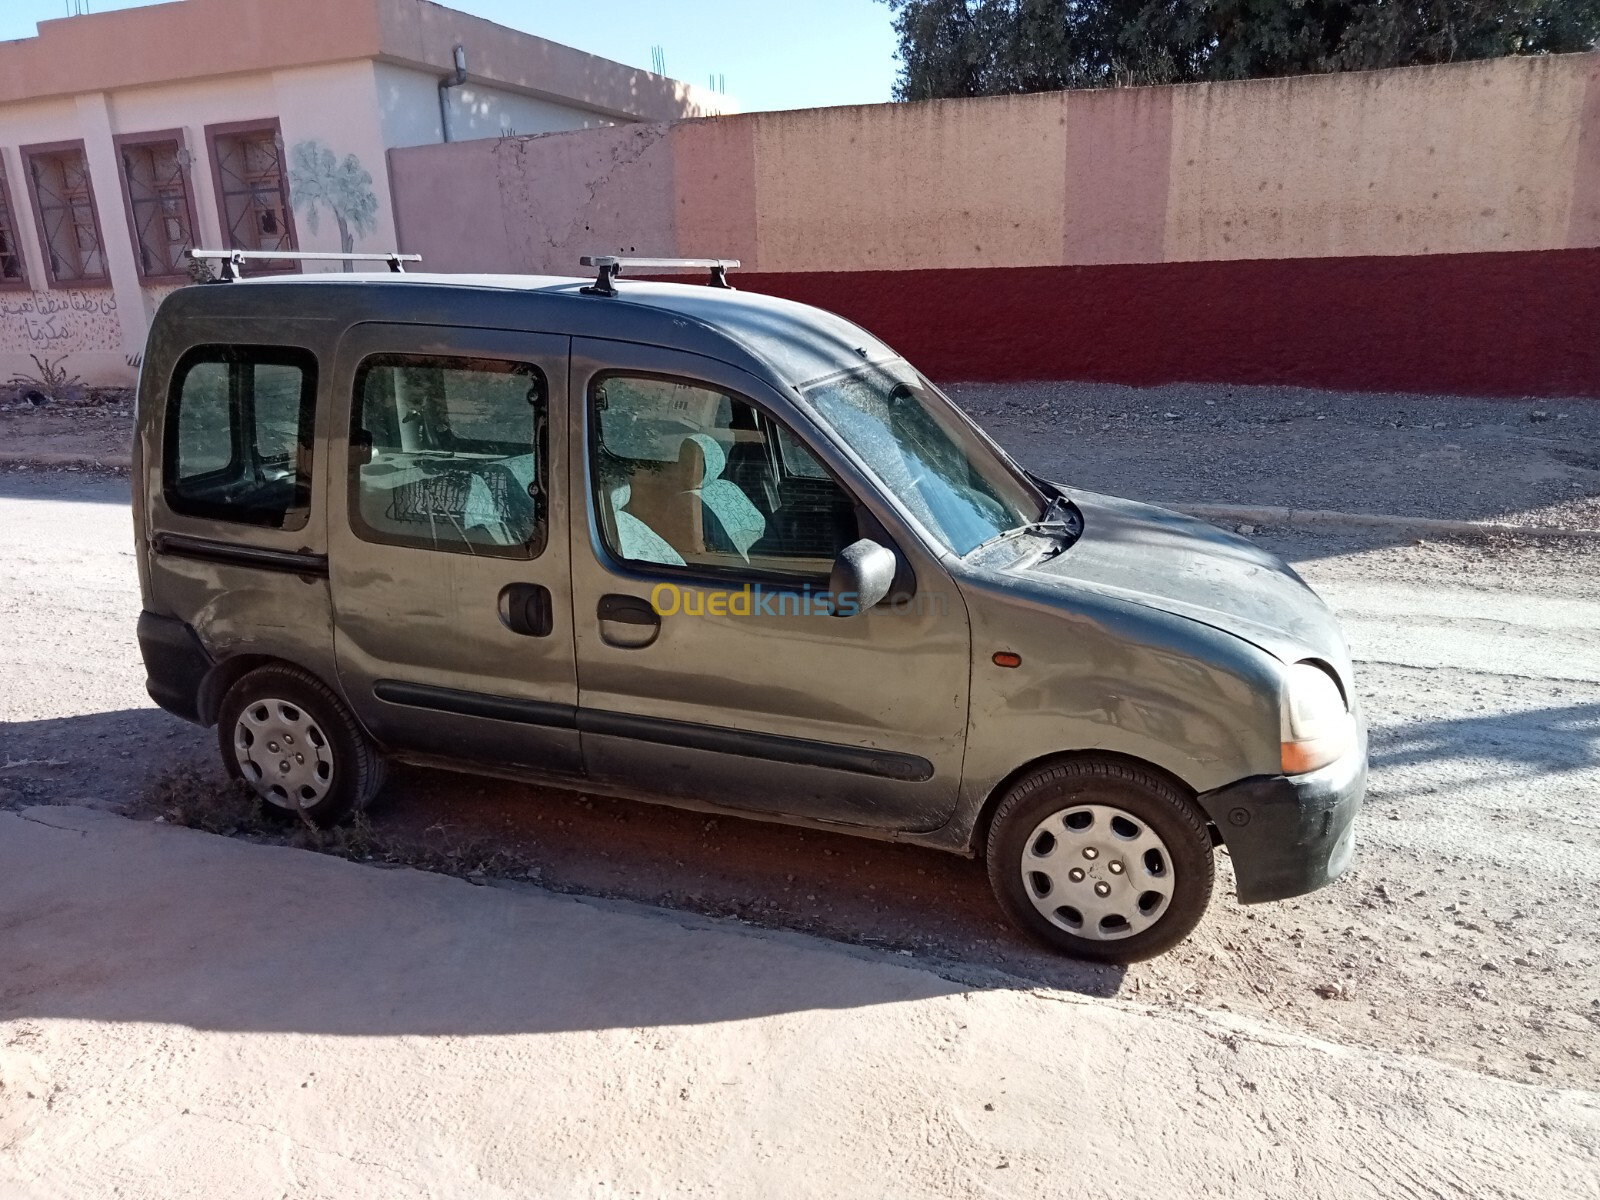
<box><xmin>622</xmin><ymin>449</ymin><xmax>700</xmax><ymax>554</ymax></box>
<box><xmin>609</xmin><ymin>482</ymin><xmax>685</xmax><ymax>566</ymax></box>
<box><xmin>679</xmin><ymin>433</ymin><xmax>766</xmax><ymax>561</ymax></box>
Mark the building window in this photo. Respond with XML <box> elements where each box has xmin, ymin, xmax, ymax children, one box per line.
<box><xmin>205</xmin><ymin>120</ymin><xmax>296</xmax><ymax>265</ymax></box>
<box><xmin>22</xmin><ymin>141</ymin><xmax>108</xmax><ymax>287</ymax></box>
<box><xmin>0</xmin><ymin>159</ymin><xmax>26</xmax><ymax>288</ymax></box>
<box><xmin>116</xmin><ymin>132</ymin><xmax>198</xmax><ymax>283</ymax></box>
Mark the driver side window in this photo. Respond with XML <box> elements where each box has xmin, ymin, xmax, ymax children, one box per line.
<box><xmin>591</xmin><ymin>374</ymin><xmax>857</xmax><ymax>582</ymax></box>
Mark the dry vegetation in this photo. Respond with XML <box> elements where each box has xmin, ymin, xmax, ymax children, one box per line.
<box><xmin>133</xmin><ymin>765</ymin><xmax>530</xmax><ymax>881</ymax></box>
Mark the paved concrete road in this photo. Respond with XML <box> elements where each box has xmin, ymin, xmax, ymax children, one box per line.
<box><xmin>3</xmin><ymin>804</ymin><xmax>1597</xmax><ymax>1200</ymax></box>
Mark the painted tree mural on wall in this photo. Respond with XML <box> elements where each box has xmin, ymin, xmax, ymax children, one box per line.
<box><xmin>288</xmin><ymin>140</ymin><xmax>378</xmax><ymax>270</ymax></box>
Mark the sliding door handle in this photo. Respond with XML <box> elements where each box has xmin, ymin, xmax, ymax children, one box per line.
<box><xmin>499</xmin><ymin>583</ymin><xmax>553</xmax><ymax>637</ymax></box>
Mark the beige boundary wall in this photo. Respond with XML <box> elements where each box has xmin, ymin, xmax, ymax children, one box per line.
<box><xmin>393</xmin><ymin>50</ymin><xmax>1600</xmax><ymax>274</ymax></box>
<box><xmin>391</xmin><ymin>51</ymin><xmax>1600</xmax><ymax>396</ymax></box>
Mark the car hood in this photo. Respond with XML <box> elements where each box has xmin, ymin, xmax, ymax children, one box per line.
<box><xmin>1018</xmin><ymin>488</ymin><xmax>1350</xmax><ymax>670</ymax></box>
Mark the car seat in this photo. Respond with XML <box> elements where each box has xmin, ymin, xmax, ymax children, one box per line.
<box><xmin>679</xmin><ymin>433</ymin><xmax>766</xmax><ymax>561</ymax></box>
<box><xmin>608</xmin><ymin>481</ymin><xmax>685</xmax><ymax>566</ymax></box>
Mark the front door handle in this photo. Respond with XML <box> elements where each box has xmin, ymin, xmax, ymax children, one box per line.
<box><xmin>597</xmin><ymin>593</ymin><xmax>661</xmax><ymax>649</ymax></box>
<box><xmin>499</xmin><ymin>583</ymin><xmax>553</xmax><ymax>637</ymax></box>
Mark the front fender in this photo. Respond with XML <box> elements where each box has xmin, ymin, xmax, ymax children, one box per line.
<box><xmin>934</xmin><ymin>570</ymin><xmax>1284</xmax><ymax>853</ymax></box>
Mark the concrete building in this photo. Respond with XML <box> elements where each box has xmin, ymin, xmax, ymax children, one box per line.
<box><xmin>0</xmin><ymin>0</ymin><xmax>732</xmax><ymax>386</ymax></box>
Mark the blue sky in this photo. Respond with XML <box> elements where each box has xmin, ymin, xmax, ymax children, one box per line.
<box><xmin>1</xmin><ymin>0</ymin><xmax>901</xmax><ymax>112</ymax></box>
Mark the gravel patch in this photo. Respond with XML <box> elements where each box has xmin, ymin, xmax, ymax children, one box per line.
<box><xmin>949</xmin><ymin>380</ymin><xmax>1600</xmax><ymax>531</ymax></box>
<box><xmin>0</xmin><ymin>390</ymin><xmax>134</xmax><ymax>467</ymax></box>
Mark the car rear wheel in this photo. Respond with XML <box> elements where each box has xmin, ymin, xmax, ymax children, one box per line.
<box><xmin>217</xmin><ymin>664</ymin><xmax>386</xmax><ymax>826</ymax></box>
<box><xmin>985</xmin><ymin>757</ymin><xmax>1214</xmax><ymax>963</ymax></box>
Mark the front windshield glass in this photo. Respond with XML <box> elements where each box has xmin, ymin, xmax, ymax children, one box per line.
<box><xmin>802</xmin><ymin>360</ymin><xmax>1044</xmax><ymax>555</ymax></box>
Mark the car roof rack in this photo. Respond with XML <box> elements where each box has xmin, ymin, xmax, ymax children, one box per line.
<box><xmin>187</xmin><ymin>248</ymin><xmax>421</xmax><ymax>281</ymax></box>
<box><xmin>579</xmin><ymin>255</ymin><xmax>740</xmax><ymax>297</ymax></box>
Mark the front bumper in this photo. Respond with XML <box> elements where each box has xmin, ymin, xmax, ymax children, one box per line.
<box><xmin>1196</xmin><ymin>725</ymin><xmax>1367</xmax><ymax>904</ymax></box>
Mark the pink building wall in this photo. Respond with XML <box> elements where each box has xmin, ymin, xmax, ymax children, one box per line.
<box><xmin>392</xmin><ymin>51</ymin><xmax>1600</xmax><ymax>396</ymax></box>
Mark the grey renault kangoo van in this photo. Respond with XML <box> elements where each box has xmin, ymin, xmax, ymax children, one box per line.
<box><xmin>134</xmin><ymin>252</ymin><xmax>1366</xmax><ymax>962</ymax></box>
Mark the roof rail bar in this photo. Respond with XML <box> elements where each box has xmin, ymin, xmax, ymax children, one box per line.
<box><xmin>579</xmin><ymin>255</ymin><xmax>740</xmax><ymax>297</ymax></box>
<box><xmin>187</xmin><ymin>248</ymin><xmax>422</xmax><ymax>281</ymax></box>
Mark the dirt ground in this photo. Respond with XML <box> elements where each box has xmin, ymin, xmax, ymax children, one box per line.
<box><xmin>3</xmin><ymin>403</ymin><xmax>1597</xmax><ymax>1096</ymax></box>
<box><xmin>136</xmin><ymin>530</ymin><xmax>1600</xmax><ymax>1093</ymax></box>
<box><xmin>0</xmin><ymin>390</ymin><xmax>133</xmax><ymax>464</ymax></box>
<box><xmin>956</xmin><ymin>380</ymin><xmax>1600</xmax><ymax>530</ymax></box>
<box><xmin>4</xmin><ymin>379</ymin><xmax>1599</xmax><ymax>529</ymax></box>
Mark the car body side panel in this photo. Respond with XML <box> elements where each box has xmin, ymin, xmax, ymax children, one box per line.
<box><xmin>324</xmin><ymin>323</ymin><xmax>582</xmax><ymax>774</ymax></box>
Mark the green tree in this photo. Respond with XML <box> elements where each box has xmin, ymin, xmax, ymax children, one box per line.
<box><xmin>288</xmin><ymin>140</ymin><xmax>379</xmax><ymax>270</ymax></box>
<box><xmin>883</xmin><ymin>0</ymin><xmax>1600</xmax><ymax>99</ymax></box>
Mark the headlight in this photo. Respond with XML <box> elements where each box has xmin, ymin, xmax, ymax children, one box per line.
<box><xmin>1280</xmin><ymin>661</ymin><xmax>1353</xmax><ymax>775</ymax></box>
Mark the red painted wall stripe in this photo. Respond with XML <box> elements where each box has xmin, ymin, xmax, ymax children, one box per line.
<box><xmin>732</xmin><ymin>249</ymin><xmax>1600</xmax><ymax>397</ymax></box>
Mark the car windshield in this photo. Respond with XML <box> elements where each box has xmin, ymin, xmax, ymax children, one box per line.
<box><xmin>802</xmin><ymin>360</ymin><xmax>1045</xmax><ymax>555</ymax></box>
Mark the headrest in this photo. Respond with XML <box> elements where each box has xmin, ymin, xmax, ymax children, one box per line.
<box><xmin>609</xmin><ymin>481</ymin><xmax>632</xmax><ymax>507</ymax></box>
<box><xmin>678</xmin><ymin>433</ymin><xmax>726</xmax><ymax>487</ymax></box>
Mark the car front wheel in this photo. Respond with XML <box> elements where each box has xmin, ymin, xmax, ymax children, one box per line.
<box><xmin>985</xmin><ymin>757</ymin><xmax>1214</xmax><ymax>963</ymax></box>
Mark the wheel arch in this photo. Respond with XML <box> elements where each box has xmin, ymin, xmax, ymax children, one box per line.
<box><xmin>197</xmin><ymin>653</ymin><xmax>332</xmax><ymax>728</ymax></box>
<box><xmin>967</xmin><ymin>749</ymin><xmax>1215</xmax><ymax>856</ymax></box>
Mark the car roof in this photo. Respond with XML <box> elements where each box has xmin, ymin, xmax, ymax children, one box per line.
<box><xmin>154</xmin><ymin>271</ymin><xmax>901</xmax><ymax>391</ymax></box>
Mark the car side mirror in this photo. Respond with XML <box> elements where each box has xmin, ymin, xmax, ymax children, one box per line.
<box><xmin>829</xmin><ymin>538</ymin><xmax>897</xmax><ymax>617</ymax></box>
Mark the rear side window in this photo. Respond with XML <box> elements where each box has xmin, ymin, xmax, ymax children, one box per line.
<box><xmin>164</xmin><ymin>345</ymin><xmax>317</xmax><ymax>530</ymax></box>
<box><xmin>350</xmin><ymin>354</ymin><xmax>548</xmax><ymax>558</ymax></box>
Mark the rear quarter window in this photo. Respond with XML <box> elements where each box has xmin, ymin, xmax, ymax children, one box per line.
<box><xmin>163</xmin><ymin>344</ymin><xmax>317</xmax><ymax>530</ymax></box>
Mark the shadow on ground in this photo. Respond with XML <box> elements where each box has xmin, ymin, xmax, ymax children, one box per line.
<box><xmin>1371</xmin><ymin>701</ymin><xmax>1600</xmax><ymax>776</ymax></box>
<box><xmin>7</xmin><ymin>690</ymin><xmax>1599</xmax><ymax>1039</ymax></box>
<box><xmin>0</xmin><ymin>470</ymin><xmax>128</xmax><ymax>504</ymax></box>
<box><xmin>7</xmin><ymin>700</ymin><xmax>1600</xmax><ymax>1089</ymax></box>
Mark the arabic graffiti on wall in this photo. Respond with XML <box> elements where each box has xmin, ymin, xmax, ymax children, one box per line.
<box><xmin>0</xmin><ymin>291</ymin><xmax>121</xmax><ymax>355</ymax></box>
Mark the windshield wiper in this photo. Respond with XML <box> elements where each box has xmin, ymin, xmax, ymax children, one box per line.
<box><xmin>1040</xmin><ymin>490</ymin><xmax>1072</xmax><ymax>525</ymax></box>
<box><xmin>966</xmin><ymin>492</ymin><xmax>1079</xmax><ymax>557</ymax></box>
<box><xmin>968</xmin><ymin>516</ymin><xmax>1075</xmax><ymax>556</ymax></box>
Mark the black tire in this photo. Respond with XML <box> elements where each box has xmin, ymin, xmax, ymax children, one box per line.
<box><xmin>217</xmin><ymin>664</ymin><xmax>386</xmax><ymax>826</ymax></box>
<box><xmin>985</xmin><ymin>757</ymin><xmax>1214</xmax><ymax>963</ymax></box>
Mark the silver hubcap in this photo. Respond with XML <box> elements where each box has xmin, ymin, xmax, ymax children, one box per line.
<box><xmin>1020</xmin><ymin>804</ymin><xmax>1174</xmax><ymax>940</ymax></box>
<box><xmin>233</xmin><ymin>698</ymin><xmax>334</xmax><ymax>810</ymax></box>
